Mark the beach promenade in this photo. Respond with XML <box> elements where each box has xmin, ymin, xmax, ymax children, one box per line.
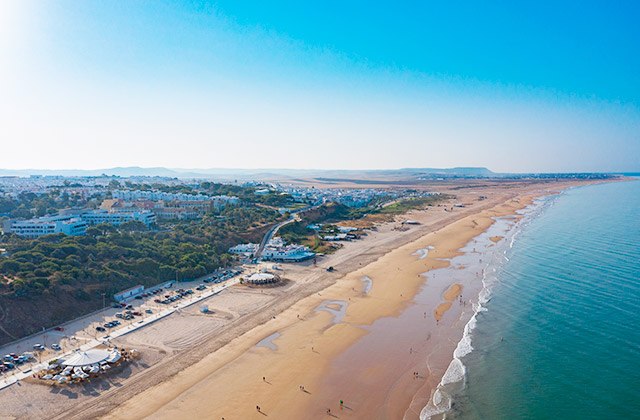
<box><xmin>0</xmin><ymin>276</ymin><xmax>240</xmax><ymax>392</ymax></box>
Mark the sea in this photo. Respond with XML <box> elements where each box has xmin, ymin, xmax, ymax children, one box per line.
<box><xmin>423</xmin><ymin>179</ymin><xmax>640</xmax><ymax>419</ymax></box>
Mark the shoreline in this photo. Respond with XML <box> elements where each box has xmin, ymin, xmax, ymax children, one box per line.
<box><xmin>435</xmin><ymin>179</ymin><xmax>640</xmax><ymax>419</ymax></box>
<box><xmin>99</xmin><ymin>186</ymin><xmax>577</xmax><ymax>420</ymax></box>
<box><xmin>0</xmin><ymin>180</ymin><xmax>605</xmax><ymax>420</ymax></box>
<box><xmin>419</xmin><ymin>195</ymin><xmax>552</xmax><ymax>419</ymax></box>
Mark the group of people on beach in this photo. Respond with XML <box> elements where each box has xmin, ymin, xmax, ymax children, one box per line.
<box><xmin>254</xmin><ymin>376</ymin><xmax>347</xmax><ymax>416</ymax></box>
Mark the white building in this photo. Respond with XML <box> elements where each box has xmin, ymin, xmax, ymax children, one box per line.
<box><xmin>3</xmin><ymin>216</ymin><xmax>87</xmax><ymax>238</ymax></box>
<box><xmin>260</xmin><ymin>236</ymin><xmax>315</xmax><ymax>262</ymax></box>
<box><xmin>81</xmin><ymin>210</ymin><xmax>156</xmax><ymax>226</ymax></box>
<box><xmin>262</xmin><ymin>245</ymin><xmax>316</xmax><ymax>262</ymax></box>
<box><xmin>228</xmin><ymin>243</ymin><xmax>259</xmax><ymax>255</ymax></box>
<box><xmin>2</xmin><ymin>208</ymin><xmax>155</xmax><ymax>238</ymax></box>
<box><xmin>321</xmin><ymin>233</ymin><xmax>349</xmax><ymax>241</ymax></box>
<box><xmin>113</xmin><ymin>190</ymin><xmax>239</xmax><ymax>206</ymax></box>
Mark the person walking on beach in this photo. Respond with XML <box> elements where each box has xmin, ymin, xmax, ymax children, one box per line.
<box><xmin>340</xmin><ymin>399</ymin><xmax>344</xmax><ymax>409</ymax></box>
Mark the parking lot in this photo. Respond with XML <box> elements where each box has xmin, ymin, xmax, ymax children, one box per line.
<box><xmin>0</xmin><ymin>267</ymin><xmax>243</xmax><ymax>386</ymax></box>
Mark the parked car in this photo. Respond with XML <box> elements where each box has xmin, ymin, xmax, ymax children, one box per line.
<box><xmin>33</xmin><ymin>344</ymin><xmax>45</xmax><ymax>351</ymax></box>
<box><xmin>135</xmin><ymin>295</ymin><xmax>143</xmax><ymax>300</ymax></box>
<box><xmin>145</xmin><ymin>309</ymin><xmax>153</xmax><ymax>314</ymax></box>
<box><xmin>51</xmin><ymin>344</ymin><xmax>61</xmax><ymax>351</ymax></box>
<box><xmin>54</xmin><ymin>326</ymin><xmax>64</xmax><ymax>332</ymax></box>
<box><xmin>96</xmin><ymin>326</ymin><xmax>106</xmax><ymax>332</ymax></box>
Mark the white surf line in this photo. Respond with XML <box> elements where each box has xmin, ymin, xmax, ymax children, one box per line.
<box><xmin>0</xmin><ymin>277</ymin><xmax>240</xmax><ymax>391</ymax></box>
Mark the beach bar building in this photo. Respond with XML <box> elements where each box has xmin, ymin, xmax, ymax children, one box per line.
<box><xmin>62</xmin><ymin>349</ymin><xmax>111</xmax><ymax>367</ymax></box>
<box><xmin>245</xmin><ymin>272</ymin><xmax>280</xmax><ymax>285</ymax></box>
<box><xmin>42</xmin><ymin>348</ymin><xmax>123</xmax><ymax>381</ymax></box>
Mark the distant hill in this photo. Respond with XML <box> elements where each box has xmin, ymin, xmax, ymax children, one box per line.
<box><xmin>400</xmin><ymin>167</ymin><xmax>496</xmax><ymax>177</ymax></box>
<box><xmin>0</xmin><ymin>166</ymin><xmax>185</xmax><ymax>178</ymax></box>
<box><xmin>0</xmin><ymin>166</ymin><xmax>620</xmax><ymax>182</ymax></box>
<box><xmin>0</xmin><ymin>166</ymin><xmax>497</xmax><ymax>180</ymax></box>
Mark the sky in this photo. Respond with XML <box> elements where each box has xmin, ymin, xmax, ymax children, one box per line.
<box><xmin>0</xmin><ymin>0</ymin><xmax>639</xmax><ymax>173</ymax></box>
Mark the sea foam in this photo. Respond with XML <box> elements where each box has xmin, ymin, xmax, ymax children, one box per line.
<box><xmin>420</xmin><ymin>198</ymin><xmax>550</xmax><ymax>420</ymax></box>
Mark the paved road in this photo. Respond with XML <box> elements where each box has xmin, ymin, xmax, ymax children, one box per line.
<box><xmin>255</xmin><ymin>216</ymin><xmax>298</xmax><ymax>258</ymax></box>
<box><xmin>0</xmin><ymin>276</ymin><xmax>240</xmax><ymax>391</ymax></box>
<box><xmin>255</xmin><ymin>203</ymin><xmax>321</xmax><ymax>258</ymax></box>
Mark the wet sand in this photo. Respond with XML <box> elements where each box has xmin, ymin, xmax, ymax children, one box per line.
<box><xmin>0</xmin><ymin>180</ymin><xmax>601</xmax><ymax>420</ymax></box>
<box><xmin>434</xmin><ymin>284</ymin><xmax>463</xmax><ymax>321</ymax></box>
<box><xmin>102</xmin><ymin>193</ymin><xmax>547</xmax><ymax>420</ymax></box>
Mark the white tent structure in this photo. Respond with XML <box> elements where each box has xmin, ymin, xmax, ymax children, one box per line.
<box><xmin>62</xmin><ymin>349</ymin><xmax>110</xmax><ymax>367</ymax></box>
<box><xmin>246</xmin><ymin>272</ymin><xmax>280</xmax><ymax>285</ymax></box>
<box><xmin>106</xmin><ymin>350</ymin><xmax>121</xmax><ymax>364</ymax></box>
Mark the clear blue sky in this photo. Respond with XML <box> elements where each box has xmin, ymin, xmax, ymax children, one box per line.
<box><xmin>1</xmin><ymin>0</ymin><xmax>638</xmax><ymax>172</ymax></box>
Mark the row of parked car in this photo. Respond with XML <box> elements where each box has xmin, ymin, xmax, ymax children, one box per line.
<box><xmin>31</xmin><ymin>343</ymin><xmax>61</xmax><ymax>352</ymax></box>
<box><xmin>96</xmin><ymin>319</ymin><xmax>121</xmax><ymax>332</ymax></box>
<box><xmin>203</xmin><ymin>268</ymin><xmax>243</xmax><ymax>284</ymax></box>
<box><xmin>134</xmin><ymin>287</ymin><xmax>171</xmax><ymax>300</ymax></box>
<box><xmin>92</xmin><ymin>270</ymin><xmax>241</xmax><ymax>333</ymax></box>
<box><xmin>2</xmin><ymin>352</ymin><xmax>35</xmax><ymax>371</ymax></box>
<box><xmin>155</xmin><ymin>288</ymin><xmax>195</xmax><ymax>305</ymax></box>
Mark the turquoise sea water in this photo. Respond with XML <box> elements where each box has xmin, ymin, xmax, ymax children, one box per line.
<box><xmin>451</xmin><ymin>180</ymin><xmax>640</xmax><ymax>419</ymax></box>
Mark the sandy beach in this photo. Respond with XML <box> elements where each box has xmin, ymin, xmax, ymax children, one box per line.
<box><xmin>112</xmin><ymin>194</ymin><xmax>536</xmax><ymax>420</ymax></box>
<box><xmin>0</xmin><ymin>180</ymin><xmax>597</xmax><ymax>420</ymax></box>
